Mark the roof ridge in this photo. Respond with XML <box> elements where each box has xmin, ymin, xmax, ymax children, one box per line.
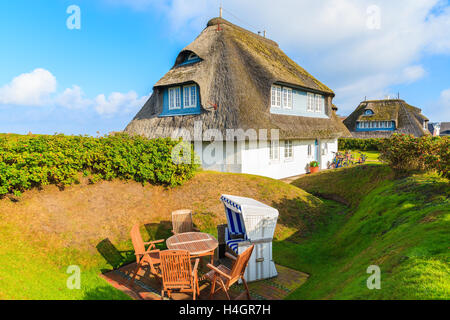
<box><xmin>207</xmin><ymin>17</ymin><xmax>279</xmax><ymax>47</ymax></box>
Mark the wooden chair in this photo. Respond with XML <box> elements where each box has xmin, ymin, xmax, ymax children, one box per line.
<box><xmin>129</xmin><ymin>223</ymin><xmax>165</xmax><ymax>285</ymax></box>
<box><xmin>159</xmin><ymin>250</ymin><xmax>200</xmax><ymax>300</ymax></box>
<box><xmin>205</xmin><ymin>244</ymin><xmax>254</xmax><ymax>300</ymax></box>
<box><xmin>171</xmin><ymin>209</ymin><xmax>199</xmax><ymax>234</ymax></box>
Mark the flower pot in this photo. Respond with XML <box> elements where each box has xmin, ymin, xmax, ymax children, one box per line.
<box><xmin>309</xmin><ymin>166</ymin><xmax>319</xmax><ymax>174</ymax></box>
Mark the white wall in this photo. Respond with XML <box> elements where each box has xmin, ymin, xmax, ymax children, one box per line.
<box><xmin>198</xmin><ymin>138</ymin><xmax>338</xmax><ymax>179</ymax></box>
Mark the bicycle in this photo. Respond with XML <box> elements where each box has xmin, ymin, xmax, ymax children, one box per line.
<box><xmin>356</xmin><ymin>152</ymin><xmax>367</xmax><ymax>164</ymax></box>
<box><xmin>328</xmin><ymin>151</ymin><xmax>344</xmax><ymax>169</ymax></box>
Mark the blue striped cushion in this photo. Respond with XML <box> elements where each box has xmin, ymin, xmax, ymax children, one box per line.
<box><xmin>226</xmin><ymin>207</ymin><xmax>245</xmax><ymax>234</ymax></box>
<box><xmin>226</xmin><ymin>239</ymin><xmax>245</xmax><ymax>253</ymax></box>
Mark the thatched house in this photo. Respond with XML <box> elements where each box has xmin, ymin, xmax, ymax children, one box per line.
<box><xmin>429</xmin><ymin>122</ymin><xmax>450</xmax><ymax>136</ymax></box>
<box><xmin>125</xmin><ymin>17</ymin><xmax>351</xmax><ymax>179</ymax></box>
<box><xmin>343</xmin><ymin>99</ymin><xmax>430</xmax><ymax>138</ymax></box>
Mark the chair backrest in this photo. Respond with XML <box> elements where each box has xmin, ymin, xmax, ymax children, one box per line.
<box><xmin>229</xmin><ymin>245</ymin><xmax>254</xmax><ymax>283</ymax></box>
<box><xmin>160</xmin><ymin>250</ymin><xmax>192</xmax><ymax>289</ymax></box>
<box><xmin>172</xmin><ymin>209</ymin><xmax>194</xmax><ymax>234</ymax></box>
<box><xmin>130</xmin><ymin>223</ymin><xmax>146</xmax><ymax>256</ymax></box>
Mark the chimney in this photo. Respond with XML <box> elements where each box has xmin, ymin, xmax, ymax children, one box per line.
<box><xmin>219</xmin><ymin>6</ymin><xmax>222</xmax><ymax>18</ymax></box>
<box><xmin>263</xmin><ymin>30</ymin><xmax>266</xmax><ymax>37</ymax></box>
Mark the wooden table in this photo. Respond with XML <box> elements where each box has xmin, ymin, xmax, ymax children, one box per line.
<box><xmin>166</xmin><ymin>232</ymin><xmax>218</xmax><ymax>264</ymax></box>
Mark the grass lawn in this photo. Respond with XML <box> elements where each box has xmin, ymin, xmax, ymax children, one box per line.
<box><xmin>0</xmin><ymin>148</ymin><xmax>448</xmax><ymax>299</ymax></box>
<box><xmin>339</xmin><ymin>149</ymin><xmax>381</xmax><ymax>163</ymax></box>
<box><xmin>0</xmin><ymin>171</ymin><xmax>324</xmax><ymax>299</ymax></box>
<box><xmin>282</xmin><ymin>166</ymin><xmax>450</xmax><ymax>299</ymax></box>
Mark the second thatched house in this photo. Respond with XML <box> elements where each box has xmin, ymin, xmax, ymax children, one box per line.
<box><xmin>125</xmin><ymin>17</ymin><xmax>351</xmax><ymax>179</ymax></box>
<box><xmin>343</xmin><ymin>99</ymin><xmax>431</xmax><ymax>138</ymax></box>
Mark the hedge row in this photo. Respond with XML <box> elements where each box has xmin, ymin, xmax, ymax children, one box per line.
<box><xmin>338</xmin><ymin>138</ymin><xmax>385</xmax><ymax>151</ymax></box>
<box><xmin>379</xmin><ymin>134</ymin><xmax>449</xmax><ymax>178</ymax></box>
<box><xmin>0</xmin><ymin>134</ymin><xmax>198</xmax><ymax>196</ymax></box>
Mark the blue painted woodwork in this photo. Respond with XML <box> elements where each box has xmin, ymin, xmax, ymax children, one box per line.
<box><xmin>159</xmin><ymin>84</ymin><xmax>201</xmax><ymax>117</ymax></box>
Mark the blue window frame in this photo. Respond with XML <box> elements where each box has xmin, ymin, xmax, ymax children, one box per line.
<box><xmin>160</xmin><ymin>84</ymin><xmax>201</xmax><ymax>117</ymax></box>
<box><xmin>356</xmin><ymin>121</ymin><xmax>395</xmax><ymax>131</ymax></box>
<box><xmin>364</xmin><ymin>109</ymin><xmax>374</xmax><ymax>115</ymax></box>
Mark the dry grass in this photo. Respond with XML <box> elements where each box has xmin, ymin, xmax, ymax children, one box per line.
<box><xmin>0</xmin><ymin>171</ymin><xmax>323</xmax><ymax>254</ymax></box>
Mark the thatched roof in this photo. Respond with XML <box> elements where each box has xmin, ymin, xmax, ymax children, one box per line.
<box><xmin>440</xmin><ymin>122</ymin><xmax>450</xmax><ymax>136</ymax></box>
<box><xmin>343</xmin><ymin>99</ymin><xmax>430</xmax><ymax>138</ymax></box>
<box><xmin>125</xmin><ymin>17</ymin><xmax>351</xmax><ymax>140</ymax></box>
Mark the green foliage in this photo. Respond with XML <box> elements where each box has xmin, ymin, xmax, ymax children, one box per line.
<box><xmin>0</xmin><ymin>133</ymin><xmax>198</xmax><ymax>196</ymax></box>
<box><xmin>280</xmin><ymin>168</ymin><xmax>450</xmax><ymax>300</ymax></box>
<box><xmin>379</xmin><ymin>134</ymin><xmax>449</xmax><ymax>178</ymax></box>
<box><xmin>309</xmin><ymin>161</ymin><xmax>319</xmax><ymax>167</ymax></box>
<box><xmin>339</xmin><ymin>138</ymin><xmax>385</xmax><ymax>151</ymax></box>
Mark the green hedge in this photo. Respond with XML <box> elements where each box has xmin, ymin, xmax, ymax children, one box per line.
<box><xmin>338</xmin><ymin>138</ymin><xmax>385</xmax><ymax>151</ymax></box>
<box><xmin>379</xmin><ymin>134</ymin><xmax>449</xmax><ymax>178</ymax></box>
<box><xmin>0</xmin><ymin>134</ymin><xmax>198</xmax><ymax>196</ymax></box>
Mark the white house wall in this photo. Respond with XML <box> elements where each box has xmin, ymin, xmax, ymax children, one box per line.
<box><xmin>198</xmin><ymin>139</ymin><xmax>338</xmax><ymax>179</ymax></box>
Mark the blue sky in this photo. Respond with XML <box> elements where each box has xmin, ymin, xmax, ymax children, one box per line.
<box><xmin>0</xmin><ymin>0</ymin><xmax>449</xmax><ymax>135</ymax></box>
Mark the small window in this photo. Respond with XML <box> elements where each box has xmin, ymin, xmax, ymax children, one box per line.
<box><xmin>168</xmin><ymin>87</ymin><xmax>181</xmax><ymax>110</ymax></box>
<box><xmin>307</xmin><ymin>93</ymin><xmax>314</xmax><ymax>112</ymax></box>
<box><xmin>315</xmin><ymin>94</ymin><xmax>322</xmax><ymax>112</ymax></box>
<box><xmin>270</xmin><ymin>140</ymin><xmax>279</xmax><ymax>161</ymax></box>
<box><xmin>364</xmin><ymin>109</ymin><xmax>374</xmax><ymax>115</ymax></box>
<box><xmin>187</xmin><ymin>52</ymin><xmax>199</xmax><ymax>61</ymax></box>
<box><xmin>282</xmin><ymin>88</ymin><xmax>293</xmax><ymax>109</ymax></box>
<box><xmin>307</xmin><ymin>144</ymin><xmax>312</xmax><ymax>156</ymax></box>
<box><xmin>284</xmin><ymin>140</ymin><xmax>293</xmax><ymax>159</ymax></box>
<box><xmin>271</xmin><ymin>85</ymin><xmax>282</xmax><ymax>108</ymax></box>
<box><xmin>183</xmin><ymin>85</ymin><xmax>197</xmax><ymax>108</ymax></box>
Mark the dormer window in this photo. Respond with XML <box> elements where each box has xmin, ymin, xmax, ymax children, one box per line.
<box><xmin>187</xmin><ymin>53</ymin><xmax>199</xmax><ymax>61</ymax></box>
<box><xmin>364</xmin><ymin>109</ymin><xmax>374</xmax><ymax>116</ymax></box>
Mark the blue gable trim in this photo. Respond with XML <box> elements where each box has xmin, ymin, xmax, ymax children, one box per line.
<box><xmin>178</xmin><ymin>57</ymin><xmax>201</xmax><ymax>66</ymax></box>
<box><xmin>159</xmin><ymin>84</ymin><xmax>201</xmax><ymax>117</ymax></box>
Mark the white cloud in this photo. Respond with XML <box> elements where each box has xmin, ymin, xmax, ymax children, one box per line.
<box><xmin>437</xmin><ymin>88</ymin><xmax>450</xmax><ymax>119</ymax></box>
<box><xmin>0</xmin><ymin>69</ymin><xmax>148</xmax><ymax>116</ymax></box>
<box><xmin>94</xmin><ymin>91</ymin><xmax>148</xmax><ymax>116</ymax></box>
<box><xmin>55</xmin><ymin>85</ymin><xmax>92</xmax><ymax>109</ymax></box>
<box><xmin>0</xmin><ymin>68</ymin><xmax>56</xmax><ymax>106</ymax></box>
<box><xmin>109</xmin><ymin>0</ymin><xmax>450</xmax><ymax>116</ymax></box>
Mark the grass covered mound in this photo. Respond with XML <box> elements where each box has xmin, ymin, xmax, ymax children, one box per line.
<box><xmin>0</xmin><ymin>171</ymin><xmax>324</xmax><ymax>299</ymax></box>
<box><xmin>281</xmin><ymin>166</ymin><xmax>449</xmax><ymax>299</ymax></box>
<box><xmin>0</xmin><ymin>133</ymin><xmax>198</xmax><ymax>196</ymax></box>
<box><xmin>292</xmin><ymin>164</ymin><xmax>394</xmax><ymax>207</ymax></box>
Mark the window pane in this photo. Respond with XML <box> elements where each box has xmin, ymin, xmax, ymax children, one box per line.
<box><xmin>271</xmin><ymin>86</ymin><xmax>276</xmax><ymax>106</ymax></box>
<box><xmin>184</xmin><ymin>87</ymin><xmax>190</xmax><ymax>106</ymax></box>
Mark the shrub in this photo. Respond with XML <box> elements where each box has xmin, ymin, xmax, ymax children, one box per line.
<box><xmin>0</xmin><ymin>133</ymin><xmax>199</xmax><ymax>196</ymax></box>
<box><xmin>379</xmin><ymin>134</ymin><xmax>449</xmax><ymax>178</ymax></box>
<box><xmin>338</xmin><ymin>138</ymin><xmax>385</xmax><ymax>151</ymax></box>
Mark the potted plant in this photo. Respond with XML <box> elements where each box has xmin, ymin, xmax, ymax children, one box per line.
<box><xmin>309</xmin><ymin>161</ymin><xmax>320</xmax><ymax>173</ymax></box>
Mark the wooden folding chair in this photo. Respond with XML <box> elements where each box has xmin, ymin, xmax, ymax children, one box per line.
<box><xmin>171</xmin><ymin>209</ymin><xmax>199</xmax><ymax>234</ymax></box>
<box><xmin>205</xmin><ymin>244</ymin><xmax>254</xmax><ymax>300</ymax></box>
<box><xmin>129</xmin><ymin>223</ymin><xmax>165</xmax><ymax>285</ymax></box>
<box><xmin>159</xmin><ymin>250</ymin><xmax>200</xmax><ymax>300</ymax></box>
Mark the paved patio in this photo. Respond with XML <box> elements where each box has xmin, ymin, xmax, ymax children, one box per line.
<box><xmin>101</xmin><ymin>258</ymin><xmax>309</xmax><ymax>300</ymax></box>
